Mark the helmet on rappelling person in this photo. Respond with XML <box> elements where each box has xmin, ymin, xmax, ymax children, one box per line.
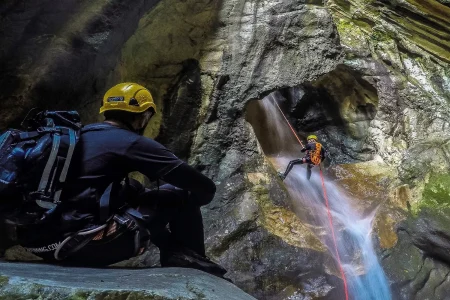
<box><xmin>100</xmin><ymin>82</ymin><xmax>157</xmax><ymax>114</ymax></box>
<box><xmin>307</xmin><ymin>135</ymin><xmax>318</xmax><ymax>142</ymax></box>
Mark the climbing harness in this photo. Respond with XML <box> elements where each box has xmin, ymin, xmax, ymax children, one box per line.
<box><xmin>272</xmin><ymin>98</ymin><xmax>350</xmax><ymax>300</ymax></box>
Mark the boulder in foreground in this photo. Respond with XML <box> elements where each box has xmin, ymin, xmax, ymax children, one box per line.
<box><xmin>0</xmin><ymin>261</ymin><xmax>256</xmax><ymax>300</ymax></box>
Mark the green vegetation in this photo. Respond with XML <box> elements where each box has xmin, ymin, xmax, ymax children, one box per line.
<box><xmin>370</xmin><ymin>29</ymin><xmax>391</xmax><ymax>43</ymax></box>
<box><xmin>0</xmin><ymin>276</ymin><xmax>9</xmax><ymax>288</ymax></box>
<box><xmin>417</xmin><ymin>173</ymin><xmax>450</xmax><ymax>213</ymax></box>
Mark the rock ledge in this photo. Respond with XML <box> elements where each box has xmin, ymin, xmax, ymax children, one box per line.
<box><xmin>0</xmin><ymin>261</ymin><xmax>256</xmax><ymax>300</ymax></box>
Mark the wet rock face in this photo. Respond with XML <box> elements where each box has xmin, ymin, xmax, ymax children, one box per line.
<box><xmin>326</xmin><ymin>0</ymin><xmax>450</xmax><ymax>180</ymax></box>
<box><xmin>325</xmin><ymin>1</ymin><xmax>450</xmax><ymax>297</ymax></box>
<box><xmin>191</xmin><ymin>2</ymin><xmax>345</xmax><ymax>296</ymax></box>
<box><xmin>155</xmin><ymin>59</ymin><xmax>203</xmax><ymax>161</ymax></box>
<box><xmin>382</xmin><ymin>208</ymin><xmax>450</xmax><ymax>300</ymax></box>
<box><xmin>214</xmin><ymin>227</ymin><xmax>342</xmax><ymax>300</ymax></box>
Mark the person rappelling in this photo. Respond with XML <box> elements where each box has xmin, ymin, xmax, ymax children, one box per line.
<box><xmin>278</xmin><ymin>134</ymin><xmax>327</xmax><ymax>180</ymax></box>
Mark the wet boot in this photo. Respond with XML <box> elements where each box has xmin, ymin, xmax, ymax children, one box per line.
<box><xmin>160</xmin><ymin>246</ymin><xmax>229</xmax><ymax>280</ymax></box>
<box><xmin>278</xmin><ymin>172</ymin><xmax>286</xmax><ymax>180</ymax></box>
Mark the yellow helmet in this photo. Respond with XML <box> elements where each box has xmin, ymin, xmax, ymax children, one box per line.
<box><xmin>100</xmin><ymin>82</ymin><xmax>156</xmax><ymax>114</ymax></box>
<box><xmin>307</xmin><ymin>135</ymin><xmax>318</xmax><ymax>141</ymax></box>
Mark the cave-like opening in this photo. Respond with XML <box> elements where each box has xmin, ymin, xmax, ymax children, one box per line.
<box><xmin>246</xmin><ymin>65</ymin><xmax>379</xmax><ymax>165</ymax></box>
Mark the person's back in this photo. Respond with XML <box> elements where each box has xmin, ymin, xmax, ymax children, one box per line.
<box><xmin>60</xmin><ymin>122</ymin><xmax>184</xmax><ymax>219</ymax></box>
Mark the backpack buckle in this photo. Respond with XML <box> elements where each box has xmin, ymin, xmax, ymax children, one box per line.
<box><xmin>29</xmin><ymin>191</ymin><xmax>58</xmax><ymax>209</ymax></box>
<box><xmin>36</xmin><ymin>127</ymin><xmax>61</xmax><ymax>134</ymax></box>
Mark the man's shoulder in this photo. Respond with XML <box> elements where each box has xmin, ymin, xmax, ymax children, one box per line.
<box><xmin>82</xmin><ymin>123</ymin><xmax>138</xmax><ymax>138</ymax></box>
<box><xmin>130</xmin><ymin>134</ymin><xmax>169</xmax><ymax>151</ymax></box>
<box><xmin>81</xmin><ymin>123</ymin><xmax>141</xmax><ymax>147</ymax></box>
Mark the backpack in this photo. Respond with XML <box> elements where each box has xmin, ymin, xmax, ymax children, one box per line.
<box><xmin>0</xmin><ymin>112</ymin><xmax>151</xmax><ymax>258</ymax></box>
<box><xmin>310</xmin><ymin>142</ymin><xmax>322</xmax><ymax>165</ymax></box>
<box><xmin>0</xmin><ymin>110</ymin><xmax>82</xmax><ymax>217</ymax></box>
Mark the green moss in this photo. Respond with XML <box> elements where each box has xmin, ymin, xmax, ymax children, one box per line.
<box><xmin>186</xmin><ymin>283</ymin><xmax>207</xmax><ymax>300</ymax></box>
<box><xmin>336</xmin><ymin>19</ymin><xmax>353</xmax><ymax>34</ymax></box>
<box><xmin>335</xmin><ymin>18</ymin><xmax>369</xmax><ymax>49</ymax></box>
<box><xmin>68</xmin><ymin>291</ymin><xmax>90</xmax><ymax>300</ymax></box>
<box><xmin>416</xmin><ymin>173</ymin><xmax>450</xmax><ymax>213</ymax></box>
<box><xmin>0</xmin><ymin>275</ymin><xmax>9</xmax><ymax>288</ymax></box>
<box><xmin>248</xmin><ymin>180</ymin><xmax>325</xmax><ymax>252</ymax></box>
<box><xmin>370</xmin><ymin>29</ymin><xmax>391</xmax><ymax>42</ymax></box>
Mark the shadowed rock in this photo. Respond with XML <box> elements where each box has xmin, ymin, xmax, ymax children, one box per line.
<box><xmin>382</xmin><ymin>208</ymin><xmax>450</xmax><ymax>300</ymax></box>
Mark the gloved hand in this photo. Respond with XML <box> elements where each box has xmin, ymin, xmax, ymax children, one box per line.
<box><xmin>301</xmin><ymin>147</ymin><xmax>306</xmax><ymax>152</ymax></box>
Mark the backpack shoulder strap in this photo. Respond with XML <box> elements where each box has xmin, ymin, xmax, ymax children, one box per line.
<box><xmin>81</xmin><ymin>123</ymin><xmax>113</xmax><ymax>133</ymax></box>
<box><xmin>36</xmin><ymin>126</ymin><xmax>81</xmax><ymax>209</ymax></box>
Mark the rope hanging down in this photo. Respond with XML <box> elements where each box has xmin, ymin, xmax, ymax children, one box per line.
<box><xmin>319</xmin><ymin>165</ymin><xmax>349</xmax><ymax>300</ymax></box>
<box><xmin>273</xmin><ymin>99</ymin><xmax>304</xmax><ymax>148</ymax></box>
<box><xmin>273</xmin><ymin>98</ymin><xmax>349</xmax><ymax>300</ymax></box>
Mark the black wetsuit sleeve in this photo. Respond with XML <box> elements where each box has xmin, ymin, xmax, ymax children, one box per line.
<box><xmin>161</xmin><ymin>163</ymin><xmax>216</xmax><ymax>206</ymax></box>
<box><xmin>301</xmin><ymin>143</ymin><xmax>311</xmax><ymax>152</ymax></box>
<box><xmin>126</xmin><ymin>136</ymin><xmax>184</xmax><ymax>179</ymax></box>
<box><xmin>302</xmin><ymin>143</ymin><xmax>314</xmax><ymax>152</ymax></box>
<box><xmin>126</xmin><ymin>136</ymin><xmax>216</xmax><ymax>206</ymax></box>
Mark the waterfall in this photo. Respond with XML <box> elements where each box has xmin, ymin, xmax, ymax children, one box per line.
<box><xmin>250</xmin><ymin>93</ymin><xmax>392</xmax><ymax>300</ymax></box>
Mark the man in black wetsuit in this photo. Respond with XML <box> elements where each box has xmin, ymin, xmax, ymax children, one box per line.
<box><xmin>18</xmin><ymin>82</ymin><xmax>226</xmax><ymax>278</ymax></box>
<box><xmin>278</xmin><ymin>135</ymin><xmax>327</xmax><ymax>180</ymax></box>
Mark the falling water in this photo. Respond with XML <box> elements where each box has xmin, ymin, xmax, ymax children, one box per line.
<box><xmin>249</xmin><ymin>93</ymin><xmax>392</xmax><ymax>300</ymax></box>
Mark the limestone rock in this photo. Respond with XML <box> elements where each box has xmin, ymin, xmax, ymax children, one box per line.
<box><xmin>0</xmin><ymin>261</ymin><xmax>256</xmax><ymax>300</ymax></box>
<box><xmin>4</xmin><ymin>246</ymin><xmax>42</xmax><ymax>262</ymax></box>
<box><xmin>382</xmin><ymin>208</ymin><xmax>450</xmax><ymax>300</ymax></box>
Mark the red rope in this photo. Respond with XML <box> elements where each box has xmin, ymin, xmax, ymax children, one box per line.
<box><xmin>273</xmin><ymin>99</ymin><xmax>304</xmax><ymax>148</ymax></box>
<box><xmin>273</xmin><ymin>98</ymin><xmax>349</xmax><ymax>300</ymax></box>
<box><xmin>319</xmin><ymin>166</ymin><xmax>349</xmax><ymax>300</ymax></box>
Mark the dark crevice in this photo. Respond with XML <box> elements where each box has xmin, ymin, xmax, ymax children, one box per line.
<box><xmin>397</xmin><ymin>43</ymin><xmax>423</xmax><ymax>59</ymax></box>
<box><xmin>433</xmin><ymin>270</ymin><xmax>450</xmax><ymax>295</ymax></box>
<box><xmin>156</xmin><ymin>59</ymin><xmax>202</xmax><ymax>161</ymax></box>
<box><xmin>209</xmin><ymin>220</ymin><xmax>258</xmax><ymax>257</ymax></box>
<box><xmin>206</xmin><ymin>75</ymin><xmax>229</xmax><ymax>124</ymax></box>
<box><xmin>412</xmin><ymin>261</ymin><xmax>432</xmax><ymax>295</ymax></box>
